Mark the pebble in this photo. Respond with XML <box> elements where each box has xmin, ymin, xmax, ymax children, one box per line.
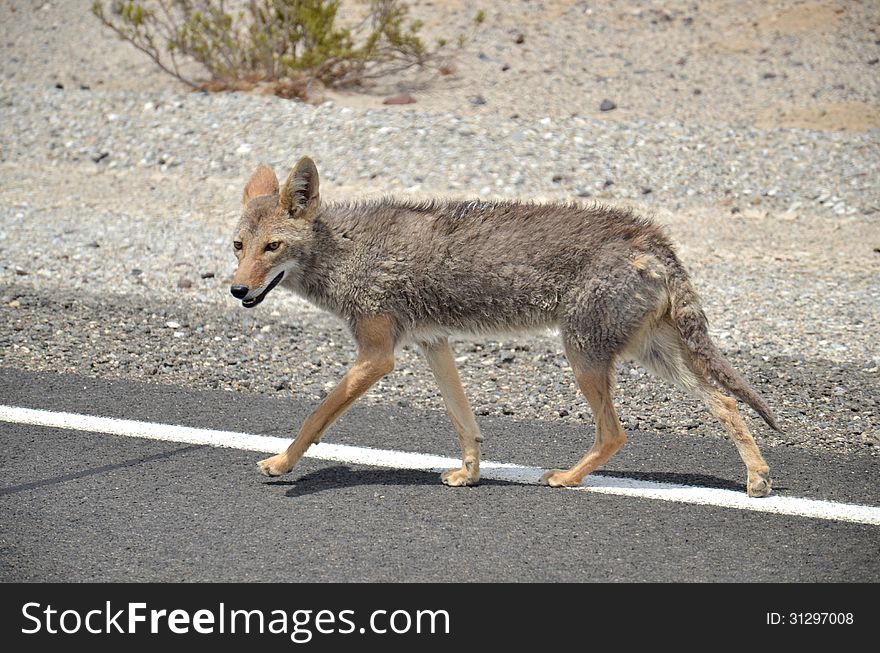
<box><xmin>382</xmin><ymin>93</ymin><xmax>416</xmax><ymax>105</ymax></box>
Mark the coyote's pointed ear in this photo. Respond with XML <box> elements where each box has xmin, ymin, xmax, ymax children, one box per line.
<box><xmin>280</xmin><ymin>156</ymin><xmax>320</xmax><ymax>217</ymax></box>
<box><xmin>243</xmin><ymin>164</ymin><xmax>279</xmax><ymax>205</ymax></box>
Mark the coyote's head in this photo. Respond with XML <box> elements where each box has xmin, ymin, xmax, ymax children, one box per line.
<box><xmin>230</xmin><ymin>157</ymin><xmax>320</xmax><ymax>308</ymax></box>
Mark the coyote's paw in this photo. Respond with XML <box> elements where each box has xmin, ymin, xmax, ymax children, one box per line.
<box><xmin>441</xmin><ymin>467</ymin><xmax>480</xmax><ymax>487</ymax></box>
<box><xmin>257</xmin><ymin>454</ymin><xmax>293</xmax><ymax>477</ymax></box>
<box><xmin>747</xmin><ymin>470</ymin><xmax>772</xmax><ymax>497</ymax></box>
<box><xmin>540</xmin><ymin>469</ymin><xmax>580</xmax><ymax>487</ymax></box>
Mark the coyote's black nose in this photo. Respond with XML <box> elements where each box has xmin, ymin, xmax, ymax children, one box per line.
<box><xmin>230</xmin><ymin>285</ymin><xmax>249</xmax><ymax>299</ymax></box>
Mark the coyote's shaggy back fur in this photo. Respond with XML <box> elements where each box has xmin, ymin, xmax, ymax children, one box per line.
<box><xmin>231</xmin><ymin>157</ymin><xmax>777</xmax><ymax>497</ymax></box>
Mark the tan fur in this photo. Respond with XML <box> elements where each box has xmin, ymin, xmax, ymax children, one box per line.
<box><xmin>703</xmin><ymin>390</ymin><xmax>771</xmax><ymax>497</ymax></box>
<box><xmin>231</xmin><ymin>254</ymin><xmax>274</xmax><ymax>293</ymax></box>
<box><xmin>541</xmin><ymin>358</ymin><xmax>627</xmax><ymax>487</ymax></box>
<box><xmin>419</xmin><ymin>338</ymin><xmax>482</xmax><ymax>486</ymax></box>
<box><xmin>257</xmin><ymin>314</ymin><xmax>395</xmax><ymax>476</ymax></box>
<box><xmin>234</xmin><ymin>158</ymin><xmax>778</xmax><ymax>496</ymax></box>
<box><xmin>630</xmin><ymin>255</ymin><xmax>650</xmax><ymax>271</ymax></box>
<box><xmin>243</xmin><ymin>164</ymin><xmax>279</xmax><ymax>204</ymax></box>
<box><xmin>622</xmin><ymin>313</ymin><xmax>771</xmax><ymax>496</ymax></box>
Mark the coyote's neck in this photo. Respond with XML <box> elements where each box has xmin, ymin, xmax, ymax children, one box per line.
<box><xmin>285</xmin><ymin>211</ymin><xmax>352</xmax><ymax>318</ymax></box>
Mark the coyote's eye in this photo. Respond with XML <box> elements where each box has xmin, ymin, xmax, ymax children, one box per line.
<box><xmin>265</xmin><ymin>241</ymin><xmax>281</xmax><ymax>252</ymax></box>
<box><xmin>233</xmin><ymin>241</ymin><xmax>243</xmax><ymax>250</ymax></box>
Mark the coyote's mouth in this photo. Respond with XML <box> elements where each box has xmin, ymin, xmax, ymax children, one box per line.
<box><xmin>242</xmin><ymin>271</ymin><xmax>285</xmax><ymax>308</ymax></box>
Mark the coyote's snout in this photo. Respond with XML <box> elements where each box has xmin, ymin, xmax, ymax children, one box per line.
<box><xmin>230</xmin><ymin>157</ymin><xmax>778</xmax><ymax>497</ymax></box>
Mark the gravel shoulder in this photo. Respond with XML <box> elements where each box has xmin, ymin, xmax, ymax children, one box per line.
<box><xmin>0</xmin><ymin>0</ymin><xmax>878</xmax><ymax>459</ymax></box>
<box><xmin>4</xmin><ymin>1</ymin><xmax>879</xmax><ymax>129</ymax></box>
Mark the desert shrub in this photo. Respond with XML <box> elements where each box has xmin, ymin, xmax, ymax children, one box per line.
<box><xmin>92</xmin><ymin>0</ymin><xmax>466</xmax><ymax>99</ymax></box>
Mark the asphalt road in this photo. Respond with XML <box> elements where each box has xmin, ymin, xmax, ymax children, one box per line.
<box><xmin>1</xmin><ymin>366</ymin><xmax>878</xmax><ymax>583</ymax></box>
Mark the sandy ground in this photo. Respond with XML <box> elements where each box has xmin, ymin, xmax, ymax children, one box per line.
<box><xmin>3</xmin><ymin>0</ymin><xmax>878</xmax><ymax>129</ymax></box>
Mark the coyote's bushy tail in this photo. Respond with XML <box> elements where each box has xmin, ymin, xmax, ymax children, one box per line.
<box><xmin>663</xmin><ymin>255</ymin><xmax>781</xmax><ymax>431</ymax></box>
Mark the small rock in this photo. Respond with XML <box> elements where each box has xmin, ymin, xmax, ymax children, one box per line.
<box><xmin>92</xmin><ymin>152</ymin><xmax>109</xmax><ymax>163</ymax></box>
<box><xmin>599</xmin><ymin>99</ymin><xmax>617</xmax><ymax>112</ymax></box>
<box><xmin>177</xmin><ymin>277</ymin><xmax>193</xmax><ymax>289</ymax></box>
<box><xmin>130</xmin><ymin>268</ymin><xmax>142</xmax><ymax>276</ymax></box>
<box><xmin>14</xmin><ymin>266</ymin><xmax>28</xmax><ymax>276</ymax></box>
<box><xmin>867</xmin><ymin>58</ymin><xmax>878</xmax><ymax>65</ymax></box>
<box><xmin>692</xmin><ymin>88</ymin><xmax>702</xmax><ymax>95</ymax></box>
<box><xmin>762</xmin><ymin>72</ymin><xmax>777</xmax><ymax>79</ymax></box>
<box><xmin>86</xmin><ymin>241</ymin><xmax>100</xmax><ymax>248</ymax></box>
<box><xmin>200</xmin><ymin>271</ymin><xmax>215</xmax><ymax>279</ymax></box>
<box><xmin>514</xmin><ymin>33</ymin><xmax>525</xmax><ymax>44</ymax></box>
<box><xmin>8</xmin><ymin>299</ymin><xmax>21</xmax><ymax>308</ymax></box>
<box><xmin>641</xmin><ymin>187</ymin><xmax>653</xmax><ymax>195</ymax></box>
<box><xmin>501</xmin><ymin>63</ymin><xmax>510</xmax><ymax>72</ymax></box>
<box><xmin>54</xmin><ymin>82</ymin><xmax>63</xmax><ymax>90</ymax></box>
<box><xmin>780</xmin><ymin>202</ymin><xmax>801</xmax><ymax>221</ymax></box>
<box><xmin>165</xmin><ymin>321</ymin><xmax>182</xmax><ymax>329</ymax></box>
<box><xmin>382</xmin><ymin>93</ymin><xmax>416</xmax><ymax>105</ymax></box>
<box><xmin>469</xmin><ymin>95</ymin><xmax>487</xmax><ymax>106</ymax></box>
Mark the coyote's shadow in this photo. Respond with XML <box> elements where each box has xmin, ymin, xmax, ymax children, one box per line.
<box><xmin>266</xmin><ymin>465</ymin><xmax>519</xmax><ymax>498</ymax></box>
<box><xmin>266</xmin><ymin>465</ymin><xmax>755</xmax><ymax>498</ymax></box>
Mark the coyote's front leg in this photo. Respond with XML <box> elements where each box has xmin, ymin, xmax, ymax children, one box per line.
<box><xmin>258</xmin><ymin>315</ymin><xmax>396</xmax><ymax>477</ymax></box>
<box><xmin>419</xmin><ymin>338</ymin><xmax>482</xmax><ymax>487</ymax></box>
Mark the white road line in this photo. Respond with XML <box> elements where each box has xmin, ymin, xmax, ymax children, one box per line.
<box><xmin>1</xmin><ymin>404</ymin><xmax>878</xmax><ymax>526</ymax></box>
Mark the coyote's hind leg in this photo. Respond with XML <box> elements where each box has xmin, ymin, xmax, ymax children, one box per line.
<box><xmin>631</xmin><ymin>317</ymin><xmax>772</xmax><ymax>497</ymax></box>
<box><xmin>702</xmin><ymin>388</ymin><xmax>772</xmax><ymax>497</ymax></box>
<box><xmin>541</xmin><ymin>352</ymin><xmax>627</xmax><ymax>487</ymax></box>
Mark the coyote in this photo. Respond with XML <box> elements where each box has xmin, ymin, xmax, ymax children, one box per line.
<box><xmin>230</xmin><ymin>157</ymin><xmax>778</xmax><ymax>496</ymax></box>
